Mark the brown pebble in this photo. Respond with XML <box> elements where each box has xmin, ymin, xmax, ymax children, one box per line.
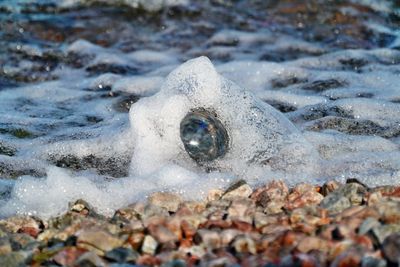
<box><xmin>297</xmin><ymin>236</ymin><xmax>330</xmax><ymax>253</ymax></box>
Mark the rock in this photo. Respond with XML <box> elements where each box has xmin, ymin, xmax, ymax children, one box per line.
<box><xmin>232</xmin><ymin>235</ymin><xmax>257</xmax><ymax>254</ymax></box>
<box><xmin>69</xmin><ymin>199</ymin><xmax>97</xmax><ymax>216</ymax></box>
<box><xmin>207</xmin><ymin>189</ymin><xmax>223</xmax><ymax>202</ymax></box>
<box><xmin>361</xmin><ymin>256</ymin><xmax>387</xmax><ymax>267</ymax></box>
<box><xmin>112</xmin><ymin>205</ymin><xmax>140</xmax><ymax>223</ymax></box>
<box><xmin>320</xmin><ymin>193</ymin><xmax>351</xmax><ymax>214</ymax></box>
<box><xmin>251</xmin><ymin>180</ymin><xmax>289</xmax><ymax>206</ymax></box>
<box><xmin>194</xmin><ymin>229</ymin><xmax>221</xmax><ymax>249</ymax></box>
<box><xmin>74</xmin><ymin>251</ymin><xmax>107</xmax><ymax>267</ymax></box>
<box><xmin>77</xmin><ymin>230</ymin><xmax>124</xmax><ymax>255</ymax></box>
<box><xmin>376</xmin><ymin>201</ymin><xmax>400</xmax><ymax>223</ymax></box>
<box><xmin>382</xmin><ymin>233</ymin><xmax>400</xmax><ymax>264</ymax></box>
<box><xmin>9</xmin><ymin>233</ymin><xmax>38</xmax><ymax>251</ymax></box>
<box><xmin>330</xmin><ymin>249</ymin><xmax>362</xmax><ymax>267</ymax></box>
<box><xmin>321</xmin><ymin>183</ymin><xmax>367</xmax><ymax>213</ymax></box>
<box><xmin>141</xmin><ymin>235</ymin><xmax>158</xmax><ymax>255</ymax></box>
<box><xmin>222</xmin><ymin>180</ymin><xmax>252</xmax><ymax>200</ymax></box>
<box><xmin>52</xmin><ymin>247</ymin><xmax>87</xmax><ymax>266</ymax></box>
<box><xmin>148</xmin><ymin>192</ymin><xmax>182</xmax><ymax>213</ymax></box>
<box><xmin>0</xmin><ymin>216</ymin><xmax>43</xmax><ymax>236</ymax></box>
<box><xmin>0</xmin><ymin>237</ymin><xmax>12</xmax><ymax>255</ymax></box>
<box><xmin>148</xmin><ymin>225</ymin><xmax>178</xmax><ymax>244</ymax></box>
<box><xmin>161</xmin><ymin>259</ymin><xmax>187</xmax><ymax>267</ymax></box>
<box><xmin>127</xmin><ymin>232</ymin><xmax>145</xmax><ymax>251</ymax></box>
<box><xmin>297</xmin><ymin>236</ymin><xmax>329</xmax><ymax>253</ymax></box>
<box><xmin>227</xmin><ymin>198</ymin><xmax>255</xmax><ymax>223</ymax></box>
<box><xmin>104</xmin><ymin>247</ymin><xmax>139</xmax><ymax>263</ymax></box>
<box><xmin>253</xmin><ymin>212</ymin><xmax>276</xmax><ymax>229</ymax></box>
<box><xmin>285</xmin><ymin>183</ymin><xmax>324</xmax><ymax>210</ymax></box>
<box><xmin>321</xmin><ymin>180</ymin><xmax>341</xmax><ymax>196</ymax></box>
<box><xmin>220</xmin><ymin>229</ymin><xmax>242</xmax><ymax>246</ymax></box>
<box><xmin>0</xmin><ymin>252</ymin><xmax>27</xmax><ymax>267</ymax></box>
<box><xmin>372</xmin><ymin>224</ymin><xmax>400</xmax><ymax>244</ymax></box>
<box><xmin>358</xmin><ymin>217</ymin><xmax>381</xmax><ymax>235</ymax></box>
<box><xmin>142</xmin><ymin>204</ymin><xmax>170</xmax><ymax>219</ymax></box>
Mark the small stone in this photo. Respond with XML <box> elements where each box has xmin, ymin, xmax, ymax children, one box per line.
<box><xmin>52</xmin><ymin>247</ymin><xmax>87</xmax><ymax>266</ymax></box>
<box><xmin>148</xmin><ymin>192</ymin><xmax>182</xmax><ymax>213</ymax></box>
<box><xmin>75</xmin><ymin>251</ymin><xmax>106</xmax><ymax>267</ymax></box>
<box><xmin>113</xmin><ymin>205</ymin><xmax>140</xmax><ymax>222</ymax></box>
<box><xmin>9</xmin><ymin>233</ymin><xmax>38</xmax><ymax>251</ymax></box>
<box><xmin>104</xmin><ymin>247</ymin><xmax>139</xmax><ymax>263</ymax></box>
<box><xmin>372</xmin><ymin>224</ymin><xmax>400</xmax><ymax>245</ymax></box>
<box><xmin>161</xmin><ymin>259</ymin><xmax>187</xmax><ymax>267</ymax></box>
<box><xmin>297</xmin><ymin>236</ymin><xmax>329</xmax><ymax>253</ymax></box>
<box><xmin>232</xmin><ymin>235</ymin><xmax>257</xmax><ymax>254</ymax></box>
<box><xmin>220</xmin><ymin>229</ymin><xmax>242</xmax><ymax>246</ymax></box>
<box><xmin>376</xmin><ymin>201</ymin><xmax>400</xmax><ymax>223</ymax></box>
<box><xmin>141</xmin><ymin>235</ymin><xmax>158</xmax><ymax>255</ymax></box>
<box><xmin>127</xmin><ymin>232</ymin><xmax>145</xmax><ymax>251</ymax></box>
<box><xmin>361</xmin><ymin>257</ymin><xmax>387</xmax><ymax>267</ymax></box>
<box><xmin>222</xmin><ymin>180</ymin><xmax>252</xmax><ymax>200</ymax></box>
<box><xmin>253</xmin><ymin>212</ymin><xmax>276</xmax><ymax>229</ymax></box>
<box><xmin>227</xmin><ymin>198</ymin><xmax>255</xmax><ymax>223</ymax></box>
<box><xmin>194</xmin><ymin>229</ymin><xmax>221</xmax><ymax>249</ymax></box>
<box><xmin>251</xmin><ymin>180</ymin><xmax>289</xmax><ymax>207</ymax></box>
<box><xmin>207</xmin><ymin>189</ymin><xmax>223</xmax><ymax>202</ymax></box>
<box><xmin>0</xmin><ymin>237</ymin><xmax>12</xmax><ymax>255</ymax></box>
<box><xmin>320</xmin><ymin>194</ymin><xmax>351</xmax><ymax>214</ymax></box>
<box><xmin>330</xmin><ymin>249</ymin><xmax>362</xmax><ymax>267</ymax></box>
<box><xmin>142</xmin><ymin>204</ymin><xmax>170</xmax><ymax>219</ymax></box>
<box><xmin>0</xmin><ymin>216</ymin><xmax>43</xmax><ymax>235</ymax></box>
<box><xmin>285</xmin><ymin>183</ymin><xmax>324</xmax><ymax>210</ymax></box>
<box><xmin>358</xmin><ymin>217</ymin><xmax>381</xmax><ymax>235</ymax></box>
<box><xmin>382</xmin><ymin>233</ymin><xmax>400</xmax><ymax>264</ymax></box>
<box><xmin>0</xmin><ymin>252</ymin><xmax>27</xmax><ymax>267</ymax></box>
<box><xmin>320</xmin><ymin>183</ymin><xmax>366</xmax><ymax>213</ymax></box>
<box><xmin>148</xmin><ymin>225</ymin><xmax>178</xmax><ymax>244</ymax></box>
<box><xmin>321</xmin><ymin>180</ymin><xmax>341</xmax><ymax>196</ymax></box>
<box><xmin>77</xmin><ymin>230</ymin><xmax>124</xmax><ymax>254</ymax></box>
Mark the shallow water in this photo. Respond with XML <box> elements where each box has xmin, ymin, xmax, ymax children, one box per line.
<box><xmin>0</xmin><ymin>0</ymin><xmax>399</xmax><ymax>218</ymax></box>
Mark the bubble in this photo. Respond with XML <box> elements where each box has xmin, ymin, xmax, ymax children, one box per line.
<box><xmin>180</xmin><ymin>109</ymin><xmax>229</xmax><ymax>162</ymax></box>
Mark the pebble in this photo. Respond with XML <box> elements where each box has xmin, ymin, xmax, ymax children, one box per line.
<box><xmin>75</xmin><ymin>251</ymin><xmax>107</xmax><ymax>267</ymax></box>
<box><xmin>141</xmin><ymin>235</ymin><xmax>158</xmax><ymax>255</ymax></box>
<box><xmin>382</xmin><ymin>233</ymin><xmax>400</xmax><ymax>265</ymax></box>
<box><xmin>297</xmin><ymin>236</ymin><xmax>330</xmax><ymax>253</ymax></box>
<box><xmin>285</xmin><ymin>183</ymin><xmax>324</xmax><ymax>210</ymax></box>
<box><xmin>0</xmin><ymin>252</ymin><xmax>27</xmax><ymax>267</ymax></box>
<box><xmin>77</xmin><ymin>230</ymin><xmax>124</xmax><ymax>254</ymax></box>
<box><xmin>0</xmin><ymin>180</ymin><xmax>397</xmax><ymax>266</ymax></box>
<box><xmin>104</xmin><ymin>247</ymin><xmax>139</xmax><ymax>263</ymax></box>
<box><xmin>320</xmin><ymin>193</ymin><xmax>351</xmax><ymax>214</ymax></box>
<box><xmin>232</xmin><ymin>235</ymin><xmax>257</xmax><ymax>254</ymax></box>
<box><xmin>222</xmin><ymin>180</ymin><xmax>252</xmax><ymax>200</ymax></box>
<box><xmin>194</xmin><ymin>229</ymin><xmax>221</xmax><ymax>249</ymax></box>
<box><xmin>148</xmin><ymin>192</ymin><xmax>182</xmax><ymax>213</ymax></box>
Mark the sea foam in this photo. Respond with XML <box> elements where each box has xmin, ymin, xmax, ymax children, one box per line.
<box><xmin>0</xmin><ymin>57</ymin><xmax>319</xmax><ymax>218</ymax></box>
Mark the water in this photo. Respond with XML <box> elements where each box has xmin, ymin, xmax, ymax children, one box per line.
<box><xmin>0</xmin><ymin>0</ymin><xmax>399</xmax><ymax>218</ymax></box>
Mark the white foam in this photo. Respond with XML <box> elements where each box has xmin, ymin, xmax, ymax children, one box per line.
<box><xmin>129</xmin><ymin>57</ymin><xmax>320</xmax><ymax>179</ymax></box>
<box><xmin>112</xmin><ymin>76</ymin><xmax>163</xmax><ymax>96</ymax></box>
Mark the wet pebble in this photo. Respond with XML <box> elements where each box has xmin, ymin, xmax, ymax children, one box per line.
<box><xmin>222</xmin><ymin>180</ymin><xmax>252</xmax><ymax>200</ymax></box>
<box><xmin>148</xmin><ymin>192</ymin><xmax>182</xmax><ymax>213</ymax></box>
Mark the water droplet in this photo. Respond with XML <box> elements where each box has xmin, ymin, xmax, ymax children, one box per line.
<box><xmin>180</xmin><ymin>109</ymin><xmax>229</xmax><ymax>162</ymax></box>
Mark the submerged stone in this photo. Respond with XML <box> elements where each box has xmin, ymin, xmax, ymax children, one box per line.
<box><xmin>180</xmin><ymin>109</ymin><xmax>229</xmax><ymax>162</ymax></box>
